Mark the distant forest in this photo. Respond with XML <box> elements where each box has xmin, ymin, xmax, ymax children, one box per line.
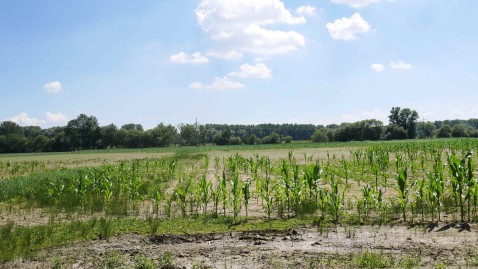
<box><xmin>1</xmin><ymin>107</ymin><xmax>478</xmax><ymax>153</ymax></box>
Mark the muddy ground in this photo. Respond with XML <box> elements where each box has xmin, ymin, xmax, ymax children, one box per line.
<box><xmin>4</xmin><ymin>223</ymin><xmax>478</xmax><ymax>269</ymax></box>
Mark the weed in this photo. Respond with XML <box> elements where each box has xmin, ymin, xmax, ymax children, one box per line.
<box><xmin>100</xmin><ymin>251</ymin><xmax>127</xmax><ymax>269</ymax></box>
<box><xmin>134</xmin><ymin>254</ymin><xmax>157</xmax><ymax>269</ymax></box>
<box><xmin>159</xmin><ymin>252</ymin><xmax>174</xmax><ymax>267</ymax></box>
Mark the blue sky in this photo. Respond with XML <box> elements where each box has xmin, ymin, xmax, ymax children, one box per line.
<box><xmin>1</xmin><ymin>0</ymin><xmax>477</xmax><ymax>129</ymax></box>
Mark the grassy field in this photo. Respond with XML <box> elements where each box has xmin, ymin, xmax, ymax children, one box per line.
<box><xmin>1</xmin><ymin>138</ymin><xmax>478</xmax><ymax>268</ymax></box>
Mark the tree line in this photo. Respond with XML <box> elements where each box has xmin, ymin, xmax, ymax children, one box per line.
<box><xmin>1</xmin><ymin>107</ymin><xmax>478</xmax><ymax>153</ymax></box>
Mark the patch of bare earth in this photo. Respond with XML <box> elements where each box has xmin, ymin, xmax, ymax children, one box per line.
<box><xmin>5</xmin><ymin>223</ymin><xmax>478</xmax><ymax>268</ymax></box>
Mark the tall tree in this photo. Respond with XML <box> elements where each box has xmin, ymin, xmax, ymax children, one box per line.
<box><xmin>148</xmin><ymin>123</ymin><xmax>177</xmax><ymax>147</ymax></box>
<box><xmin>180</xmin><ymin>124</ymin><xmax>198</xmax><ymax>146</ymax></box>
<box><xmin>65</xmin><ymin>114</ymin><xmax>101</xmax><ymax>150</ymax></box>
<box><xmin>100</xmin><ymin>124</ymin><xmax>118</xmax><ymax>148</ymax></box>
<box><xmin>0</xmin><ymin>121</ymin><xmax>23</xmax><ymax>136</ymax></box>
<box><xmin>121</xmin><ymin>123</ymin><xmax>143</xmax><ymax>131</ymax></box>
<box><xmin>0</xmin><ymin>121</ymin><xmax>28</xmax><ymax>153</ymax></box>
<box><xmin>388</xmin><ymin>107</ymin><xmax>419</xmax><ymax>139</ymax></box>
<box><xmin>418</xmin><ymin>121</ymin><xmax>436</xmax><ymax>138</ymax></box>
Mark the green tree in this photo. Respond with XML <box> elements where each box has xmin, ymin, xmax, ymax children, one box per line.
<box><xmin>418</xmin><ymin>121</ymin><xmax>436</xmax><ymax>138</ymax></box>
<box><xmin>65</xmin><ymin>114</ymin><xmax>101</xmax><ymax>150</ymax></box>
<box><xmin>0</xmin><ymin>134</ymin><xmax>28</xmax><ymax>153</ymax></box>
<box><xmin>388</xmin><ymin>107</ymin><xmax>419</xmax><ymax>139</ymax></box>
<box><xmin>261</xmin><ymin>132</ymin><xmax>280</xmax><ymax>144</ymax></box>
<box><xmin>247</xmin><ymin>134</ymin><xmax>258</xmax><ymax>145</ymax></box>
<box><xmin>23</xmin><ymin>126</ymin><xmax>43</xmax><ymax>138</ymax></box>
<box><xmin>311</xmin><ymin>129</ymin><xmax>329</xmax><ymax>142</ymax></box>
<box><xmin>148</xmin><ymin>123</ymin><xmax>177</xmax><ymax>147</ymax></box>
<box><xmin>0</xmin><ymin>121</ymin><xmax>28</xmax><ymax>153</ymax></box>
<box><xmin>30</xmin><ymin>135</ymin><xmax>50</xmax><ymax>152</ymax></box>
<box><xmin>437</xmin><ymin>124</ymin><xmax>452</xmax><ymax>138</ymax></box>
<box><xmin>198</xmin><ymin>125</ymin><xmax>208</xmax><ymax>145</ymax></box>
<box><xmin>179</xmin><ymin>124</ymin><xmax>198</xmax><ymax>146</ymax></box>
<box><xmin>123</xmin><ymin>130</ymin><xmax>145</xmax><ymax>148</ymax></box>
<box><xmin>452</xmin><ymin>124</ymin><xmax>469</xmax><ymax>137</ymax></box>
<box><xmin>222</xmin><ymin>125</ymin><xmax>232</xmax><ymax>145</ymax></box>
<box><xmin>383</xmin><ymin>124</ymin><xmax>408</xmax><ymax>140</ymax></box>
<box><xmin>230</xmin><ymin>136</ymin><xmax>243</xmax><ymax>145</ymax></box>
<box><xmin>120</xmin><ymin>123</ymin><xmax>143</xmax><ymax>131</ymax></box>
<box><xmin>100</xmin><ymin>124</ymin><xmax>118</xmax><ymax>148</ymax></box>
<box><xmin>0</xmin><ymin>121</ymin><xmax>23</xmax><ymax>136</ymax></box>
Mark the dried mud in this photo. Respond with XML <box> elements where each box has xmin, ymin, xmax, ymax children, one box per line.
<box><xmin>4</xmin><ymin>223</ymin><xmax>478</xmax><ymax>268</ymax></box>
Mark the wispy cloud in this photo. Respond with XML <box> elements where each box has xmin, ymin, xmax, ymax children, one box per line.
<box><xmin>189</xmin><ymin>77</ymin><xmax>245</xmax><ymax>91</ymax></box>
<box><xmin>296</xmin><ymin>5</ymin><xmax>316</xmax><ymax>16</ymax></box>
<box><xmin>330</xmin><ymin>0</ymin><xmax>381</xmax><ymax>8</ymax></box>
<box><xmin>169</xmin><ymin>52</ymin><xmax>209</xmax><ymax>64</ymax></box>
<box><xmin>326</xmin><ymin>13</ymin><xmax>371</xmax><ymax>41</ymax></box>
<box><xmin>390</xmin><ymin>61</ymin><xmax>412</xmax><ymax>70</ymax></box>
<box><xmin>46</xmin><ymin>112</ymin><xmax>68</xmax><ymax>124</ymax></box>
<box><xmin>228</xmin><ymin>63</ymin><xmax>272</xmax><ymax>79</ymax></box>
<box><xmin>371</xmin><ymin>64</ymin><xmax>385</xmax><ymax>72</ymax></box>
<box><xmin>43</xmin><ymin>81</ymin><xmax>62</xmax><ymax>94</ymax></box>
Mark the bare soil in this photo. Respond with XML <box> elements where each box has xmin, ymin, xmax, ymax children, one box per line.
<box><xmin>4</xmin><ymin>223</ymin><xmax>478</xmax><ymax>268</ymax></box>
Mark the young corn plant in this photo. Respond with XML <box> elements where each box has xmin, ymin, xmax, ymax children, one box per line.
<box><xmin>290</xmin><ymin>164</ymin><xmax>303</xmax><ymax>216</ymax></box>
<box><xmin>375</xmin><ymin>187</ymin><xmax>386</xmax><ymax>224</ymax></box>
<box><xmin>75</xmin><ymin>171</ymin><xmax>89</xmax><ymax>211</ymax></box>
<box><xmin>129</xmin><ymin>171</ymin><xmax>142</xmax><ymax>212</ymax></box>
<box><xmin>429</xmin><ymin>153</ymin><xmax>445</xmax><ymax>222</ymax></box>
<box><xmin>175</xmin><ymin>177</ymin><xmax>191</xmax><ymax>217</ymax></box>
<box><xmin>281</xmin><ymin>160</ymin><xmax>292</xmax><ymax>213</ymax></box>
<box><xmin>304</xmin><ymin>161</ymin><xmax>322</xmax><ymax>202</ymax></box>
<box><xmin>168</xmin><ymin>158</ymin><xmax>177</xmax><ymax>181</ymax></box>
<box><xmin>317</xmin><ymin>188</ymin><xmax>328</xmax><ymax>220</ymax></box>
<box><xmin>257</xmin><ymin>179</ymin><xmax>274</xmax><ymax>222</ymax></box>
<box><xmin>47</xmin><ymin>178</ymin><xmax>65</xmax><ymax>210</ymax></box>
<box><xmin>198</xmin><ymin>174</ymin><xmax>211</xmax><ymax>215</ymax></box>
<box><xmin>230</xmin><ymin>170</ymin><xmax>242</xmax><ymax>222</ymax></box>
<box><xmin>328</xmin><ymin>176</ymin><xmax>344</xmax><ymax>224</ymax></box>
<box><xmin>164</xmin><ymin>192</ymin><xmax>176</xmax><ymax>218</ymax></box>
<box><xmin>360</xmin><ymin>184</ymin><xmax>373</xmax><ymax>221</ymax></box>
<box><xmin>153</xmin><ymin>190</ymin><xmax>161</xmax><ymax>218</ymax></box>
<box><xmin>210</xmin><ymin>179</ymin><xmax>221</xmax><ymax>218</ymax></box>
<box><xmin>258</xmin><ymin>161</ymin><xmax>275</xmax><ymax>221</ymax></box>
<box><xmin>396</xmin><ymin>168</ymin><xmax>411</xmax><ymax>222</ymax></box>
<box><xmin>448</xmin><ymin>151</ymin><xmax>475</xmax><ymax>222</ymax></box>
<box><xmin>340</xmin><ymin>156</ymin><xmax>349</xmax><ymax>184</ymax></box>
<box><xmin>220</xmin><ymin>170</ymin><xmax>228</xmax><ymax>218</ymax></box>
<box><xmin>415</xmin><ymin>179</ymin><xmax>426</xmax><ymax>221</ymax></box>
<box><xmin>464</xmin><ymin>153</ymin><xmax>475</xmax><ymax>222</ymax></box>
<box><xmin>242</xmin><ymin>180</ymin><xmax>251</xmax><ymax>220</ymax></box>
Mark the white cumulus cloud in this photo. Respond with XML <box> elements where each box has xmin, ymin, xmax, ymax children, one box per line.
<box><xmin>169</xmin><ymin>52</ymin><xmax>209</xmax><ymax>64</ymax></box>
<box><xmin>9</xmin><ymin>113</ymin><xmax>46</xmax><ymax>126</ymax></box>
<box><xmin>326</xmin><ymin>13</ymin><xmax>371</xmax><ymax>41</ymax></box>
<box><xmin>46</xmin><ymin>112</ymin><xmax>68</xmax><ymax>123</ymax></box>
<box><xmin>9</xmin><ymin>112</ymin><xmax>69</xmax><ymax>127</ymax></box>
<box><xmin>43</xmin><ymin>81</ymin><xmax>62</xmax><ymax>94</ymax></box>
<box><xmin>371</xmin><ymin>64</ymin><xmax>385</xmax><ymax>72</ymax></box>
<box><xmin>228</xmin><ymin>63</ymin><xmax>272</xmax><ymax>79</ymax></box>
<box><xmin>331</xmin><ymin>0</ymin><xmax>381</xmax><ymax>8</ymax></box>
<box><xmin>390</xmin><ymin>61</ymin><xmax>412</xmax><ymax>70</ymax></box>
<box><xmin>296</xmin><ymin>5</ymin><xmax>316</xmax><ymax>16</ymax></box>
<box><xmin>195</xmin><ymin>0</ymin><xmax>306</xmax><ymax>59</ymax></box>
<box><xmin>189</xmin><ymin>77</ymin><xmax>245</xmax><ymax>91</ymax></box>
